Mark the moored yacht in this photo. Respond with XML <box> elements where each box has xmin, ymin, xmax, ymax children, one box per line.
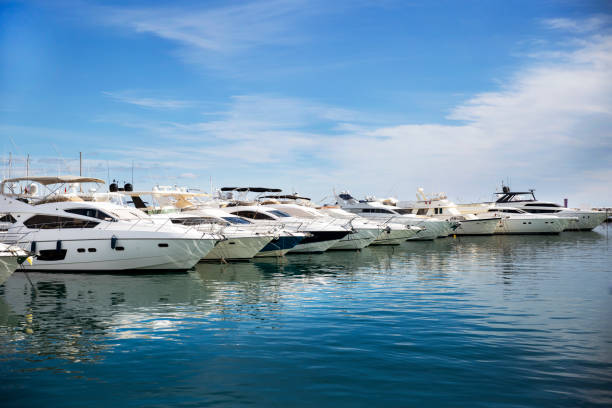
<box><xmin>395</xmin><ymin>188</ymin><xmax>501</xmax><ymax>235</ymax></box>
<box><xmin>485</xmin><ymin>207</ymin><xmax>571</xmax><ymax>234</ymax></box>
<box><xmin>492</xmin><ymin>187</ymin><xmax>606</xmax><ymax>231</ymax></box>
<box><xmin>335</xmin><ymin>191</ymin><xmax>452</xmax><ymax>240</ymax></box>
<box><xmin>115</xmin><ymin>187</ymin><xmax>277</xmax><ymax>261</ymax></box>
<box><xmin>0</xmin><ymin>177</ymin><xmax>215</xmax><ymax>271</ymax></box>
<box><xmin>216</xmin><ymin>187</ymin><xmax>350</xmax><ymax>253</ymax></box>
<box><xmin>318</xmin><ymin>206</ymin><xmax>420</xmax><ymax>245</ymax></box>
<box><xmin>258</xmin><ymin>199</ymin><xmax>380</xmax><ymax>250</ymax></box>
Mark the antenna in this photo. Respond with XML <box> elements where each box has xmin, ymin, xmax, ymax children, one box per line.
<box><xmin>8</xmin><ymin>152</ymin><xmax>11</xmax><ymax>179</ymax></box>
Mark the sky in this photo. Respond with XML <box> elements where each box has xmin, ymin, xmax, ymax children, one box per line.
<box><xmin>1</xmin><ymin>0</ymin><xmax>611</xmax><ymax>206</ymax></box>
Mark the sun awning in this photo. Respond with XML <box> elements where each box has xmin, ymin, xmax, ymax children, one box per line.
<box><xmin>1</xmin><ymin>176</ymin><xmax>106</xmax><ymax>185</ymax></box>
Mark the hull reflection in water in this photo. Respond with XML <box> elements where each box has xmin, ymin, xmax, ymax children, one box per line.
<box><xmin>0</xmin><ymin>228</ymin><xmax>610</xmax><ymax>408</ymax></box>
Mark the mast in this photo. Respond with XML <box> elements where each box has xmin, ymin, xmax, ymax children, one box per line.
<box><xmin>79</xmin><ymin>152</ymin><xmax>83</xmax><ymax>192</ymax></box>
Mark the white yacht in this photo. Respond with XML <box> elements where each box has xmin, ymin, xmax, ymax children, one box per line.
<box><xmin>218</xmin><ymin>203</ymin><xmax>350</xmax><ymax>253</ymax></box>
<box><xmin>395</xmin><ymin>188</ymin><xmax>501</xmax><ymax>235</ymax></box>
<box><xmin>492</xmin><ymin>187</ymin><xmax>607</xmax><ymax>231</ymax></box>
<box><xmin>318</xmin><ymin>206</ymin><xmax>420</xmax><ymax>245</ymax></box>
<box><xmin>0</xmin><ymin>177</ymin><xmax>216</xmax><ymax>271</ymax></box>
<box><xmin>257</xmin><ymin>199</ymin><xmax>380</xmax><ymax>250</ymax></box>
<box><xmin>0</xmin><ymin>243</ymin><xmax>28</xmax><ymax>285</ymax></box>
<box><xmin>335</xmin><ymin>191</ymin><xmax>452</xmax><ymax>240</ymax></box>
<box><xmin>485</xmin><ymin>207</ymin><xmax>570</xmax><ymax>234</ymax></box>
<box><xmin>115</xmin><ymin>187</ymin><xmax>277</xmax><ymax>261</ymax></box>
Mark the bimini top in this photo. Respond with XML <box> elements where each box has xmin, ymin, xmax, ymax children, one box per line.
<box><xmin>220</xmin><ymin>187</ymin><xmax>282</xmax><ymax>193</ymax></box>
<box><xmin>1</xmin><ymin>176</ymin><xmax>105</xmax><ymax>186</ymax></box>
<box><xmin>260</xmin><ymin>194</ymin><xmax>311</xmax><ymax>201</ymax></box>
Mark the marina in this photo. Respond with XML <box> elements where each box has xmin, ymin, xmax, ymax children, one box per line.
<box><xmin>2</xmin><ymin>1</ymin><xmax>611</xmax><ymax>406</ymax></box>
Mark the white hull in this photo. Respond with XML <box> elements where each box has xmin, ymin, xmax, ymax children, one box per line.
<box><xmin>372</xmin><ymin>228</ymin><xmax>415</xmax><ymax>245</ymax></box>
<box><xmin>203</xmin><ymin>235</ymin><xmax>272</xmax><ymax>261</ymax></box>
<box><xmin>0</xmin><ymin>256</ymin><xmax>20</xmax><ymax>285</ymax></box>
<box><xmin>289</xmin><ymin>239</ymin><xmax>340</xmax><ymax>254</ymax></box>
<box><xmin>406</xmin><ymin>221</ymin><xmax>445</xmax><ymax>241</ymax></box>
<box><xmin>16</xmin><ymin>236</ymin><xmax>215</xmax><ymax>271</ymax></box>
<box><xmin>330</xmin><ymin>228</ymin><xmax>379</xmax><ymax>250</ymax></box>
<box><xmin>559</xmin><ymin>211</ymin><xmax>607</xmax><ymax>231</ymax></box>
<box><xmin>495</xmin><ymin>218</ymin><xmax>566</xmax><ymax>234</ymax></box>
<box><xmin>454</xmin><ymin>218</ymin><xmax>499</xmax><ymax>235</ymax></box>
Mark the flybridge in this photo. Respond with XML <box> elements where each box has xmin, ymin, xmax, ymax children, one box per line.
<box><xmin>494</xmin><ymin>186</ymin><xmax>538</xmax><ymax>203</ymax></box>
<box><xmin>220</xmin><ymin>187</ymin><xmax>282</xmax><ymax>193</ymax></box>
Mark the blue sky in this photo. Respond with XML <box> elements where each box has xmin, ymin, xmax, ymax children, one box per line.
<box><xmin>1</xmin><ymin>0</ymin><xmax>611</xmax><ymax>205</ymax></box>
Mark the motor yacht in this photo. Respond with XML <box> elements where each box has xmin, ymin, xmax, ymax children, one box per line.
<box><xmin>216</xmin><ymin>195</ymin><xmax>350</xmax><ymax>253</ymax></box>
<box><xmin>335</xmin><ymin>191</ymin><xmax>452</xmax><ymax>240</ymax></box>
<box><xmin>257</xmin><ymin>198</ymin><xmax>379</xmax><ymax>250</ymax></box>
<box><xmin>0</xmin><ymin>177</ymin><xmax>216</xmax><ymax>271</ymax></box>
<box><xmin>395</xmin><ymin>188</ymin><xmax>501</xmax><ymax>235</ymax></box>
<box><xmin>114</xmin><ymin>187</ymin><xmax>277</xmax><ymax>261</ymax></box>
<box><xmin>318</xmin><ymin>206</ymin><xmax>420</xmax><ymax>245</ymax></box>
<box><xmin>0</xmin><ymin>243</ymin><xmax>28</xmax><ymax>285</ymax></box>
<box><xmin>485</xmin><ymin>207</ymin><xmax>570</xmax><ymax>234</ymax></box>
<box><xmin>492</xmin><ymin>187</ymin><xmax>607</xmax><ymax>231</ymax></box>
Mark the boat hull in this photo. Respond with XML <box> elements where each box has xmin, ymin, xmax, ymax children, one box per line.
<box><xmin>454</xmin><ymin>217</ymin><xmax>500</xmax><ymax>235</ymax></box>
<box><xmin>495</xmin><ymin>218</ymin><xmax>565</xmax><ymax>234</ymax></box>
<box><xmin>288</xmin><ymin>231</ymin><xmax>349</xmax><ymax>254</ymax></box>
<box><xmin>203</xmin><ymin>235</ymin><xmax>272</xmax><ymax>261</ymax></box>
<box><xmin>329</xmin><ymin>228</ymin><xmax>379</xmax><ymax>250</ymax></box>
<box><xmin>255</xmin><ymin>235</ymin><xmax>304</xmax><ymax>257</ymax></box>
<box><xmin>15</xmin><ymin>235</ymin><xmax>215</xmax><ymax>272</ymax></box>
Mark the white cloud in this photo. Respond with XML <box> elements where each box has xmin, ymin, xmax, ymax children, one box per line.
<box><xmin>542</xmin><ymin>15</ymin><xmax>611</xmax><ymax>33</ymax></box>
<box><xmin>102</xmin><ymin>91</ymin><xmax>194</xmax><ymax>109</ymax></box>
<box><xmin>100</xmin><ymin>0</ymin><xmax>316</xmax><ymax>56</ymax></box>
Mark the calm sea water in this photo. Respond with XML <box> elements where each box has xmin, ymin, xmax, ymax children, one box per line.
<box><xmin>1</xmin><ymin>228</ymin><xmax>611</xmax><ymax>407</ymax></box>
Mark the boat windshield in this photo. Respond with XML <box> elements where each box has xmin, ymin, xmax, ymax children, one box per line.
<box><xmin>222</xmin><ymin>216</ymin><xmax>252</xmax><ymax>225</ymax></box>
<box><xmin>268</xmin><ymin>210</ymin><xmax>291</xmax><ymax>218</ymax></box>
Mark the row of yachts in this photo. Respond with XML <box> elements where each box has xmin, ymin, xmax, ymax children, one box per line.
<box><xmin>0</xmin><ymin>176</ymin><xmax>608</xmax><ymax>282</ymax></box>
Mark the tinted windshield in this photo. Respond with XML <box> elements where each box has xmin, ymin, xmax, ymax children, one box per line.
<box><xmin>222</xmin><ymin>216</ymin><xmax>252</xmax><ymax>225</ymax></box>
<box><xmin>268</xmin><ymin>210</ymin><xmax>291</xmax><ymax>217</ymax></box>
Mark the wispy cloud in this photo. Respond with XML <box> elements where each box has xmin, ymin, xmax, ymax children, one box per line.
<box><xmin>542</xmin><ymin>15</ymin><xmax>611</xmax><ymax>33</ymax></box>
<box><xmin>102</xmin><ymin>91</ymin><xmax>195</xmax><ymax>109</ymax></box>
<box><xmin>99</xmin><ymin>0</ymin><xmax>317</xmax><ymax>59</ymax></box>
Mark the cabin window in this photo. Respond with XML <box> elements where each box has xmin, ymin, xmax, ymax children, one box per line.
<box><xmin>171</xmin><ymin>217</ymin><xmax>217</xmax><ymax>226</ymax></box>
<box><xmin>88</xmin><ymin>248</ymin><xmax>96</xmax><ymax>252</ymax></box>
<box><xmin>524</xmin><ymin>203</ymin><xmax>560</xmax><ymax>207</ymax></box>
<box><xmin>416</xmin><ymin>209</ymin><xmax>428</xmax><ymax>215</ymax></box>
<box><xmin>231</xmin><ymin>211</ymin><xmax>275</xmax><ymax>220</ymax></box>
<box><xmin>24</xmin><ymin>215</ymin><xmax>99</xmax><ymax>229</ymax></box>
<box><xmin>65</xmin><ymin>208</ymin><xmax>116</xmax><ymax>221</ymax></box>
<box><xmin>38</xmin><ymin>249</ymin><xmax>67</xmax><ymax>261</ymax></box>
<box><xmin>77</xmin><ymin>248</ymin><xmax>85</xmax><ymax>253</ymax></box>
<box><xmin>115</xmin><ymin>246</ymin><xmax>125</xmax><ymax>251</ymax></box>
<box><xmin>158</xmin><ymin>243</ymin><xmax>169</xmax><ymax>248</ymax></box>
<box><xmin>0</xmin><ymin>214</ymin><xmax>17</xmax><ymax>223</ymax></box>
<box><xmin>268</xmin><ymin>210</ymin><xmax>291</xmax><ymax>218</ymax></box>
<box><xmin>221</xmin><ymin>217</ymin><xmax>252</xmax><ymax>224</ymax></box>
<box><xmin>395</xmin><ymin>209</ymin><xmax>413</xmax><ymax>215</ymax></box>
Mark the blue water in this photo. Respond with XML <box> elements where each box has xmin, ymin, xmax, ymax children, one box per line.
<box><xmin>1</xmin><ymin>229</ymin><xmax>611</xmax><ymax>407</ymax></box>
